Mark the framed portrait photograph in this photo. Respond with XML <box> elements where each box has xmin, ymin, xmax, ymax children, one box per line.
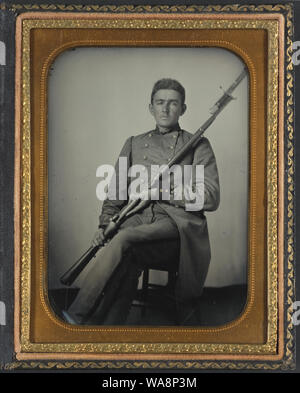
<box><xmin>0</xmin><ymin>0</ymin><xmax>298</xmax><ymax>372</ymax></box>
<box><xmin>48</xmin><ymin>45</ymin><xmax>248</xmax><ymax>330</ymax></box>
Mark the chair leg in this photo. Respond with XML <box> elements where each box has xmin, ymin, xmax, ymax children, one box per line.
<box><xmin>141</xmin><ymin>268</ymin><xmax>149</xmax><ymax>318</ymax></box>
<box><xmin>167</xmin><ymin>271</ymin><xmax>178</xmax><ymax>323</ymax></box>
<box><xmin>167</xmin><ymin>271</ymin><xmax>177</xmax><ymax>293</ymax></box>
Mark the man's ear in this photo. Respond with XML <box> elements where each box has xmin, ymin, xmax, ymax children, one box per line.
<box><xmin>149</xmin><ymin>103</ymin><xmax>154</xmax><ymax>116</ymax></box>
<box><xmin>181</xmin><ymin>104</ymin><xmax>187</xmax><ymax>116</ymax></box>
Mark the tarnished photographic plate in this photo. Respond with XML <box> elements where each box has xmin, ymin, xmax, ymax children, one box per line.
<box><xmin>0</xmin><ymin>2</ymin><xmax>296</xmax><ymax>371</ymax></box>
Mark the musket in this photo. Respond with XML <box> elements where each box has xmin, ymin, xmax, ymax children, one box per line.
<box><xmin>60</xmin><ymin>67</ymin><xmax>248</xmax><ymax>286</ymax></box>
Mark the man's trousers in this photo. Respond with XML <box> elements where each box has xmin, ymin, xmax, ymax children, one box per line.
<box><xmin>67</xmin><ymin>203</ymin><xmax>179</xmax><ymax>324</ymax></box>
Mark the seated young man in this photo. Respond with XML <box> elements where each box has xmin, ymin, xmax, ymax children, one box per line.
<box><xmin>63</xmin><ymin>78</ymin><xmax>220</xmax><ymax>325</ymax></box>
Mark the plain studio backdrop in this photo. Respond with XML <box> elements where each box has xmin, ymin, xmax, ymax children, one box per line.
<box><xmin>48</xmin><ymin>47</ymin><xmax>248</xmax><ymax>291</ymax></box>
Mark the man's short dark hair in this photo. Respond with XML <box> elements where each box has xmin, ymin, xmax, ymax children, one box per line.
<box><xmin>151</xmin><ymin>78</ymin><xmax>185</xmax><ymax>104</ymax></box>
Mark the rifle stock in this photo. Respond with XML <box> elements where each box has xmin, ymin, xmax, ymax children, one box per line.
<box><xmin>60</xmin><ymin>245</ymin><xmax>100</xmax><ymax>286</ymax></box>
<box><xmin>60</xmin><ymin>198</ymin><xmax>141</xmax><ymax>286</ymax></box>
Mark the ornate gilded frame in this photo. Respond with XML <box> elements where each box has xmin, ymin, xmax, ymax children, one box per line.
<box><xmin>8</xmin><ymin>3</ymin><xmax>295</xmax><ymax>370</ymax></box>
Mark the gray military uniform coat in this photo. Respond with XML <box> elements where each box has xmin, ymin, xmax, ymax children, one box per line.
<box><xmin>99</xmin><ymin>124</ymin><xmax>220</xmax><ymax>304</ymax></box>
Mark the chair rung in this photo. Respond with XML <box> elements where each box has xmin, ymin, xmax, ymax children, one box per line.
<box><xmin>148</xmin><ymin>283</ymin><xmax>166</xmax><ymax>288</ymax></box>
<box><xmin>131</xmin><ymin>303</ymin><xmax>145</xmax><ymax>308</ymax></box>
<box><xmin>131</xmin><ymin>301</ymin><xmax>160</xmax><ymax>309</ymax></box>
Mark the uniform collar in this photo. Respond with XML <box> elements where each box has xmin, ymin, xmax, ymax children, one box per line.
<box><xmin>153</xmin><ymin>123</ymin><xmax>181</xmax><ymax>135</ymax></box>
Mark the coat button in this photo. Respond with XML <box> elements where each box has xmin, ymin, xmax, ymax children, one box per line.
<box><xmin>143</xmin><ymin>155</ymin><xmax>147</xmax><ymax>160</ymax></box>
<box><xmin>170</xmin><ymin>146</ymin><xmax>174</xmax><ymax>150</ymax></box>
<box><xmin>145</xmin><ymin>143</ymin><xmax>149</xmax><ymax>147</ymax></box>
<box><xmin>149</xmin><ymin>133</ymin><xmax>152</xmax><ymax>137</ymax></box>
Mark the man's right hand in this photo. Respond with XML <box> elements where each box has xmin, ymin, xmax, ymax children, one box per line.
<box><xmin>91</xmin><ymin>228</ymin><xmax>106</xmax><ymax>247</ymax></box>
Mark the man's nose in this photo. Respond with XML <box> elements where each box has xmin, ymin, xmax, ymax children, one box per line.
<box><xmin>162</xmin><ymin>103</ymin><xmax>169</xmax><ymax>112</ymax></box>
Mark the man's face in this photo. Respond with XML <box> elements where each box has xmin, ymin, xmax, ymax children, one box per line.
<box><xmin>149</xmin><ymin>89</ymin><xmax>186</xmax><ymax>132</ymax></box>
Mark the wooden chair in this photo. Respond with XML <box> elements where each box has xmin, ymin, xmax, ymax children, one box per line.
<box><xmin>131</xmin><ymin>240</ymin><xmax>180</xmax><ymax>323</ymax></box>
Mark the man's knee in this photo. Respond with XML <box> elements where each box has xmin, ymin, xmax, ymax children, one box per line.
<box><xmin>110</xmin><ymin>229</ymin><xmax>144</xmax><ymax>272</ymax></box>
<box><xmin>110</xmin><ymin>228</ymin><xmax>135</xmax><ymax>252</ymax></box>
